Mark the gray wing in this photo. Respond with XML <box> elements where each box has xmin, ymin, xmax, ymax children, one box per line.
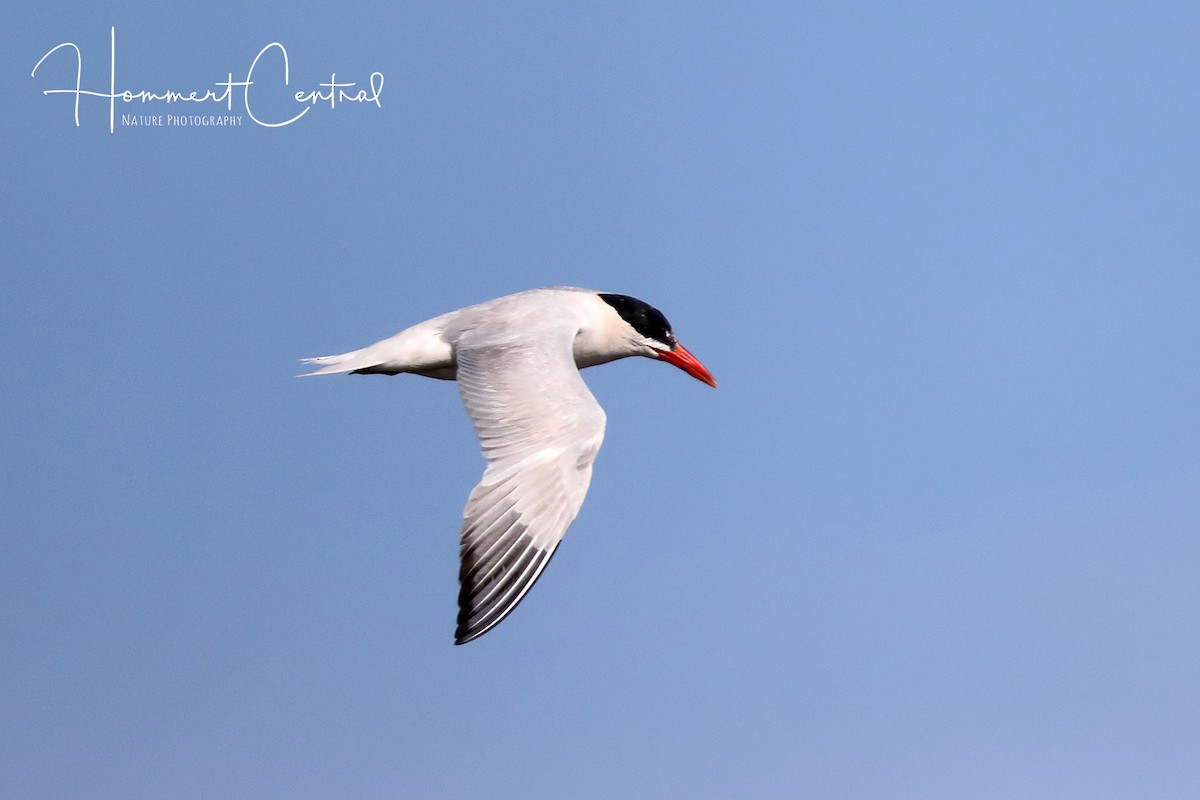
<box><xmin>452</xmin><ymin>324</ymin><xmax>606</xmax><ymax>645</ymax></box>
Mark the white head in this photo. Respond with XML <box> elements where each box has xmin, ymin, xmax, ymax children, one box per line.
<box><xmin>596</xmin><ymin>293</ymin><xmax>718</xmax><ymax>387</ymax></box>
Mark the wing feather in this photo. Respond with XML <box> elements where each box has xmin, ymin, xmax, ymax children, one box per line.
<box><xmin>452</xmin><ymin>322</ymin><xmax>605</xmax><ymax>645</ymax></box>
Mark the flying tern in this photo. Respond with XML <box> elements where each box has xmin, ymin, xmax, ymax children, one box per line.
<box><xmin>302</xmin><ymin>286</ymin><xmax>716</xmax><ymax>644</ymax></box>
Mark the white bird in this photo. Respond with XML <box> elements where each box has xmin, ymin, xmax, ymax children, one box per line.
<box><xmin>302</xmin><ymin>287</ymin><xmax>716</xmax><ymax>644</ymax></box>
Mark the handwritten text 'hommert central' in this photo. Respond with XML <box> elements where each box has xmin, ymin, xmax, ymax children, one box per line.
<box><xmin>31</xmin><ymin>27</ymin><xmax>384</xmax><ymax>132</ymax></box>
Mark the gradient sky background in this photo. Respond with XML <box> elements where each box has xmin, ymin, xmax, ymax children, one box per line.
<box><xmin>4</xmin><ymin>3</ymin><xmax>1199</xmax><ymax>798</ymax></box>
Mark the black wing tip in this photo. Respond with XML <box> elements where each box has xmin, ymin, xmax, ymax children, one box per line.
<box><xmin>452</xmin><ymin>541</ymin><xmax>563</xmax><ymax>646</ymax></box>
<box><xmin>454</xmin><ymin>628</ymin><xmax>484</xmax><ymax>646</ymax></box>
<box><xmin>453</xmin><ymin>613</ymin><xmax>502</xmax><ymax>645</ymax></box>
<box><xmin>454</xmin><ymin>603</ymin><xmax>492</xmax><ymax>645</ymax></box>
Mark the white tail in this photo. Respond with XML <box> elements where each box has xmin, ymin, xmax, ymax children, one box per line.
<box><xmin>299</xmin><ymin>317</ymin><xmax>454</xmax><ymax>378</ymax></box>
<box><xmin>298</xmin><ymin>348</ymin><xmax>382</xmax><ymax>376</ymax></box>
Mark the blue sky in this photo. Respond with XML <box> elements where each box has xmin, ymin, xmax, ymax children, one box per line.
<box><xmin>4</xmin><ymin>3</ymin><xmax>1199</xmax><ymax>798</ymax></box>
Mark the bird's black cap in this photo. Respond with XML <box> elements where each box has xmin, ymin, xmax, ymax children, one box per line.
<box><xmin>598</xmin><ymin>293</ymin><xmax>676</xmax><ymax>348</ymax></box>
